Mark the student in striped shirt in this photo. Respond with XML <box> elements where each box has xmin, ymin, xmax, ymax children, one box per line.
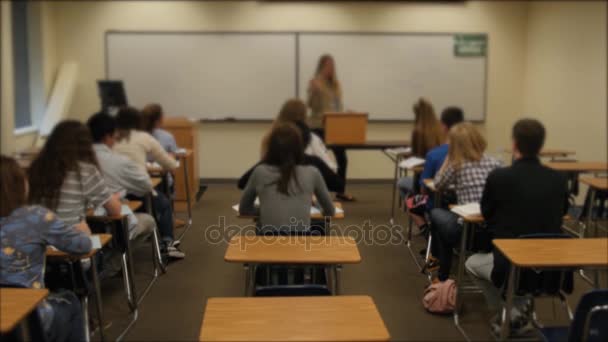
<box><xmin>28</xmin><ymin>120</ymin><xmax>122</xmax><ymax>231</ymax></box>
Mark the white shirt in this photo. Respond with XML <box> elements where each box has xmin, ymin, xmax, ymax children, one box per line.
<box><xmin>114</xmin><ymin>130</ymin><xmax>179</xmax><ymax>172</ymax></box>
<box><xmin>305</xmin><ymin>133</ymin><xmax>338</xmax><ymax>173</ymax></box>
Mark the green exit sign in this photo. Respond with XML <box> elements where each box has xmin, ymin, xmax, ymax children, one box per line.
<box><xmin>454</xmin><ymin>34</ymin><xmax>487</xmax><ymax>57</ymax></box>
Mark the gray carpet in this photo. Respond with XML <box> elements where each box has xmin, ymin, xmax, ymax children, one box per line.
<box><xmin>94</xmin><ymin>183</ymin><xmax>599</xmax><ymax>341</ymax></box>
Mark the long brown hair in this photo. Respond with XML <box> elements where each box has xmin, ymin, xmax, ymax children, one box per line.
<box><xmin>262</xmin><ymin>122</ymin><xmax>304</xmax><ymax>195</ymax></box>
<box><xmin>447</xmin><ymin>122</ymin><xmax>487</xmax><ymax>169</ymax></box>
<box><xmin>262</xmin><ymin>99</ymin><xmax>308</xmax><ymax>156</ymax></box>
<box><xmin>141</xmin><ymin>103</ymin><xmax>163</xmax><ymax>134</ymax></box>
<box><xmin>0</xmin><ymin>156</ymin><xmax>27</xmax><ymax>217</ymax></box>
<box><xmin>315</xmin><ymin>54</ymin><xmax>339</xmax><ymax>89</ymax></box>
<box><xmin>28</xmin><ymin>120</ymin><xmax>99</xmax><ymax>211</ymax></box>
<box><xmin>411</xmin><ymin>98</ymin><xmax>443</xmax><ymax>157</ymax></box>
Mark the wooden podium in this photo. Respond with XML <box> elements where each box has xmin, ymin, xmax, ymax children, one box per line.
<box><xmin>323</xmin><ymin>112</ymin><xmax>368</xmax><ymax>145</ymax></box>
<box><xmin>161</xmin><ymin>117</ymin><xmax>199</xmax><ymax>212</ymax></box>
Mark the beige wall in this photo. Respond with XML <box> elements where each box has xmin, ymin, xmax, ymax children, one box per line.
<box><xmin>1</xmin><ymin>1</ymin><xmax>16</xmax><ymax>155</ymax></box>
<box><xmin>523</xmin><ymin>1</ymin><xmax>607</xmax><ymax>163</ymax></box>
<box><xmin>46</xmin><ymin>0</ymin><xmax>529</xmax><ymax>178</ymax></box>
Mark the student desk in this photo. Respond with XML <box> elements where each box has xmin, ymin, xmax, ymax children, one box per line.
<box><xmin>545</xmin><ymin>161</ymin><xmax>608</xmax><ymax>173</ymax></box>
<box><xmin>493</xmin><ymin>238</ymin><xmax>608</xmax><ymax>341</ymax></box>
<box><xmin>151</xmin><ymin>176</ymin><xmax>163</xmax><ymax>189</ymax></box>
<box><xmin>46</xmin><ymin>233</ymin><xmax>111</xmax><ymax>342</ymax></box>
<box><xmin>580</xmin><ymin>177</ymin><xmax>608</xmax><ymax>238</ymax></box>
<box><xmin>236</xmin><ymin>202</ymin><xmax>344</xmax><ymax>221</ymax></box>
<box><xmin>225</xmin><ymin>235</ymin><xmax>360</xmax><ymax>295</ymax></box>
<box><xmin>0</xmin><ymin>288</ymin><xmax>48</xmax><ymax>337</ymax></box>
<box><xmin>199</xmin><ymin>295</ymin><xmax>390</xmax><ymax>341</ymax></box>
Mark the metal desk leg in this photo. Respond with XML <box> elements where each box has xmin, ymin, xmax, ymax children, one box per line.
<box><xmin>454</xmin><ymin>222</ymin><xmax>471</xmax><ymax>341</ymax></box>
<box><xmin>81</xmin><ymin>295</ymin><xmax>91</xmax><ymax>342</ymax></box>
<box><xmin>499</xmin><ymin>265</ymin><xmax>519</xmax><ymax>341</ymax></box>
<box><xmin>177</xmin><ymin>156</ymin><xmax>193</xmax><ymax>241</ymax></box>
<box><xmin>390</xmin><ymin>154</ymin><xmax>400</xmax><ymax>224</ymax></box>
<box><xmin>89</xmin><ymin>257</ymin><xmax>106</xmax><ymax>342</ymax></box>
<box><xmin>333</xmin><ymin>265</ymin><xmax>342</xmax><ymax>295</ymax></box>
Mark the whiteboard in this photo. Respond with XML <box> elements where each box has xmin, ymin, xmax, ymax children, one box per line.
<box><xmin>298</xmin><ymin>33</ymin><xmax>487</xmax><ymax>121</ymax></box>
<box><xmin>107</xmin><ymin>32</ymin><xmax>297</xmax><ymax>120</ymax></box>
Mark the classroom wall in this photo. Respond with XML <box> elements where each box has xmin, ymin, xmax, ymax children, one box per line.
<box><xmin>42</xmin><ymin>0</ymin><xmax>530</xmax><ymax>179</ymax></box>
<box><xmin>1</xmin><ymin>1</ymin><xmax>16</xmax><ymax>155</ymax></box>
<box><xmin>523</xmin><ymin>1</ymin><xmax>607</xmax><ymax>163</ymax></box>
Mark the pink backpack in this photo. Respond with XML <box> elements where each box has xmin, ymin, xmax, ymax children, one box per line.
<box><xmin>422</xmin><ymin>279</ymin><xmax>457</xmax><ymax>314</ymax></box>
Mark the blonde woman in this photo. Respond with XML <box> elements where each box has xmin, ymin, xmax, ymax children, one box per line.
<box><xmin>398</xmin><ymin>98</ymin><xmax>444</xmax><ymax>198</ymax></box>
<box><xmin>430</xmin><ymin>122</ymin><xmax>501</xmax><ymax>282</ymax></box>
<box><xmin>307</xmin><ymin>54</ymin><xmax>353</xmax><ymax>201</ymax></box>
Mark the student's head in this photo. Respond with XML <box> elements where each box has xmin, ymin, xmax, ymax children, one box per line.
<box><xmin>447</xmin><ymin>122</ymin><xmax>487</xmax><ymax>168</ymax></box>
<box><xmin>413</xmin><ymin>98</ymin><xmax>436</xmax><ymax>124</ymax></box>
<box><xmin>0</xmin><ymin>156</ymin><xmax>27</xmax><ymax>218</ymax></box>
<box><xmin>315</xmin><ymin>54</ymin><xmax>337</xmax><ymax>83</ymax></box>
<box><xmin>512</xmin><ymin>118</ymin><xmax>545</xmax><ymax>159</ymax></box>
<box><xmin>412</xmin><ymin>98</ymin><xmax>443</xmax><ymax>154</ymax></box>
<box><xmin>262</xmin><ymin>122</ymin><xmax>305</xmax><ymax>195</ymax></box>
<box><xmin>440</xmin><ymin>107</ymin><xmax>464</xmax><ymax>134</ymax></box>
<box><xmin>277</xmin><ymin>99</ymin><xmax>307</xmax><ymax>124</ymax></box>
<box><xmin>28</xmin><ymin>120</ymin><xmax>98</xmax><ymax>210</ymax></box>
<box><xmin>141</xmin><ymin>103</ymin><xmax>164</xmax><ymax>133</ymax></box>
<box><xmin>115</xmin><ymin>106</ymin><xmax>142</xmax><ymax>141</ymax></box>
<box><xmin>87</xmin><ymin>112</ymin><xmax>117</xmax><ymax>147</ymax></box>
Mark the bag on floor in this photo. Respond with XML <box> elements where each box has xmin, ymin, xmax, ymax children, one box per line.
<box><xmin>422</xmin><ymin>279</ymin><xmax>456</xmax><ymax>314</ymax></box>
<box><xmin>405</xmin><ymin>194</ymin><xmax>428</xmax><ymax>216</ymax></box>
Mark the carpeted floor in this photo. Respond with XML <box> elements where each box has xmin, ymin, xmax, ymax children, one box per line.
<box><xmin>95</xmin><ymin>182</ymin><xmax>599</xmax><ymax>341</ymax></box>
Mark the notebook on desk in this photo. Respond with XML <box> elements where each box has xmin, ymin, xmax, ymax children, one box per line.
<box><xmin>399</xmin><ymin>157</ymin><xmax>425</xmax><ymax>169</ymax></box>
<box><xmin>450</xmin><ymin>203</ymin><xmax>481</xmax><ymax>217</ymax></box>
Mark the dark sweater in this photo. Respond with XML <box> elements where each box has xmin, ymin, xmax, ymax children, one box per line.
<box><xmin>238</xmin><ymin>155</ymin><xmax>345</xmax><ymax>193</ymax></box>
<box><xmin>481</xmin><ymin>157</ymin><xmax>569</xmax><ymax>287</ymax></box>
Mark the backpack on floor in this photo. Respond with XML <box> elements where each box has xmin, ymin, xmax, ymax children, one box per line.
<box><xmin>422</xmin><ymin>279</ymin><xmax>457</xmax><ymax>314</ymax></box>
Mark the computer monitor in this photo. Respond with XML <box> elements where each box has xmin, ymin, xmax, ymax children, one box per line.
<box><xmin>97</xmin><ymin>80</ymin><xmax>128</xmax><ymax>112</ymax></box>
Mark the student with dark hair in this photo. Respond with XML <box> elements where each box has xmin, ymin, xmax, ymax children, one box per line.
<box><xmin>239</xmin><ymin>122</ymin><xmax>335</xmax><ymax>234</ymax></box>
<box><xmin>141</xmin><ymin>103</ymin><xmax>178</xmax><ymax>154</ymax></box>
<box><xmin>28</xmin><ymin>120</ymin><xmax>122</xmax><ymax>227</ymax></box>
<box><xmin>465</xmin><ymin>119</ymin><xmax>568</xmax><ymax>333</ymax></box>
<box><xmin>1</xmin><ymin>155</ymin><xmax>91</xmax><ymax>342</ymax></box>
<box><xmin>90</xmin><ymin>112</ymin><xmax>185</xmax><ymax>259</ymax></box>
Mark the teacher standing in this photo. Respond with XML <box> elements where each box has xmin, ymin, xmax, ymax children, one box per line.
<box><xmin>307</xmin><ymin>54</ymin><xmax>354</xmax><ymax>201</ymax></box>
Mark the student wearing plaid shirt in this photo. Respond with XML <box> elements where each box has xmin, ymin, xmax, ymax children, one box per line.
<box><xmin>430</xmin><ymin>122</ymin><xmax>501</xmax><ymax>282</ymax></box>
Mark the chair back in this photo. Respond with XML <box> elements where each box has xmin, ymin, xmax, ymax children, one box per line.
<box><xmin>569</xmin><ymin>290</ymin><xmax>608</xmax><ymax>342</ymax></box>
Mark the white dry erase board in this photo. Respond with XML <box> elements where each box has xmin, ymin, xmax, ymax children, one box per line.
<box><xmin>106</xmin><ymin>32</ymin><xmax>487</xmax><ymax>121</ymax></box>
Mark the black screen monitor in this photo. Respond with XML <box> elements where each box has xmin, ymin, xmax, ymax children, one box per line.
<box><xmin>97</xmin><ymin>80</ymin><xmax>128</xmax><ymax>111</ymax></box>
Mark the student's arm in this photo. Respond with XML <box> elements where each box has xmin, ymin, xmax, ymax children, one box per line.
<box><xmin>312</xmin><ymin>169</ymin><xmax>335</xmax><ymax>217</ymax></box>
<box><xmin>40</xmin><ymin>208</ymin><xmax>92</xmax><ymax>254</ymax></box>
<box><xmin>84</xmin><ymin>165</ymin><xmax>121</xmax><ymax>217</ymax></box>
<box><xmin>237</xmin><ymin>162</ymin><xmax>261</xmax><ymax>190</ymax></box>
<box><xmin>309</xmin><ymin>157</ymin><xmax>344</xmax><ymax>193</ymax></box>
<box><xmin>239</xmin><ymin>167</ymin><xmax>259</xmax><ymax>216</ymax></box>
<box><xmin>147</xmin><ymin>134</ymin><xmax>179</xmax><ymax>170</ymax></box>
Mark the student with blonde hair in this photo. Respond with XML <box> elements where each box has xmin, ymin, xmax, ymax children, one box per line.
<box><xmin>430</xmin><ymin>122</ymin><xmax>501</xmax><ymax>282</ymax></box>
<box><xmin>398</xmin><ymin>98</ymin><xmax>444</xmax><ymax>198</ymax></box>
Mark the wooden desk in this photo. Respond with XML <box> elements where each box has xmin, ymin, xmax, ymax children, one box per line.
<box><xmin>539</xmin><ymin>149</ymin><xmax>576</xmax><ymax>159</ymax></box>
<box><xmin>226</xmin><ymin>235</ymin><xmax>360</xmax><ymax>296</ymax></box>
<box><xmin>493</xmin><ymin>238</ymin><xmax>608</xmax><ymax>341</ymax></box>
<box><xmin>237</xmin><ymin>202</ymin><xmax>344</xmax><ymax>220</ymax></box>
<box><xmin>151</xmin><ymin>177</ymin><xmax>163</xmax><ymax>188</ymax></box>
<box><xmin>327</xmin><ymin>140</ymin><xmax>409</xmax><ymax>150</ymax></box>
<box><xmin>580</xmin><ymin>177</ymin><xmax>608</xmax><ymax>191</ymax></box>
<box><xmin>0</xmin><ymin>288</ymin><xmax>48</xmax><ymax>334</ymax></box>
<box><xmin>199</xmin><ymin>295</ymin><xmax>390</xmax><ymax>342</ymax></box>
<box><xmin>46</xmin><ymin>234</ymin><xmax>112</xmax><ymax>259</ymax></box>
<box><xmin>423</xmin><ymin>178</ymin><xmax>436</xmax><ymax>191</ymax></box>
<box><xmin>85</xmin><ymin>201</ymin><xmax>142</xmax><ymax>220</ymax></box>
<box><xmin>545</xmin><ymin>161</ymin><xmax>608</xmax><ymax>173</ymax></box>
<box><xmin>225</xmin><ymin>235</ymin><xmax>361</xmax><ymax>264</ymax></box>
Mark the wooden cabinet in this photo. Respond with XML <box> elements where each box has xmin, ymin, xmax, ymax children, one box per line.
<box><xmin>162</xmin><ymin>117</ymin><xmax>199</xmax><ymax>212</ymax></box>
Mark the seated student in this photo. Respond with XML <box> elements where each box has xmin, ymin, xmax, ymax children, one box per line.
<box><xmin>465</xmin><ymin>119</ymin><xmax>568</xmax><ymax>331</ymax></box>
<box><xmin>397</xmin><ymin>98</ymin><xmax>443</xmax><ymax>199</ymax></box>
<box><xmin>113</xmin><ymin>106</ymin><xmax>179</xmax><ymax>172</ymax></box>
<box><xmin>238</xmin><ymin>120</ymin><xmax>345</xmax><ymax>194</ymax></box>
<box><xmin>1</xmin><ymin>156</ymin><xmax>92</xmax><ymax>342</ymax></box>
<box><xmin>430</xmin><ymin>122</ymin><xmax>501</xmax><ymax>282</ymax></box>
<box><xmin>110</xmin><ymin>108</ymin><xmax>184</xmax><ymax>257</ymax></box>
<box><xmin>409</xmin><ymin>107</ymin><xmax>464</xmax><ymax>234</ymax></box>
<box><xmin>28</xmin><ymin>120</ymin><xmax>122</xmax><ymax>228</ymax></box>
<box><xmin>239</xmin><ymin>122</ymin><xmax>335</xmax><ymax>234</ymax></box>
<box><xmin>271</xmin><ymin>98</ymin><xmax>337</xmax><ymax>173</ymax></box>
<box><xmin>141</xmin><ymin>103</ymin><xmax>178</xmax><ymax>154</ymax></box>
<box><xmin>87</xmin><ymin>113</ymin><xmax>185</xmax><ymax>258</ymax></box>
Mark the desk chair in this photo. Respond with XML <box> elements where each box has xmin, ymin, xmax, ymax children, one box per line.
<box><xmin>538</xmin><ymin>289</ymin><xmax>608</xmax><ymax>342</ymax></box>
<box><xmin>0</xmin><ymin>283</ymin><xmax>47</xmax><ymax>342</ymax></box>
<box><xmin>254</xmin><ymin>284</ymin><xmax>332</xmax><ymax>297</ymax></box>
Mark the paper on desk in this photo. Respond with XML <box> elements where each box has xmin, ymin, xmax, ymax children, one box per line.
<box><xmin>399</xmin><ymin>157</ymin><xmax>425</xmax><ymax>169</ymax></box>
<box><xmin>90</xmin><ymin>235</ymin><xmax>102</xmax><ymax>249</ymax></box>
<box><xmin>175</xmin><ymin>147</ymin><xmax>186</xmax><ymax>154</ymax></box>
<box><xmin>385</xmin><ymin>147</ymin><xmax>411</xmax><ymax>156</ymax></box>
<box><xmin>92</xmin><ymin>204</ymin><xmax>131</xmax><ymax>217</ymax></box>
<box><xmin>451</xmin><ymin>203</ymin><xmax>481</xmax><ymax>217</ymax></box>
<box><xmin>311</xmin><ymin>206</ymin><xmax>344</xmax><ymax>215</ymax></box>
